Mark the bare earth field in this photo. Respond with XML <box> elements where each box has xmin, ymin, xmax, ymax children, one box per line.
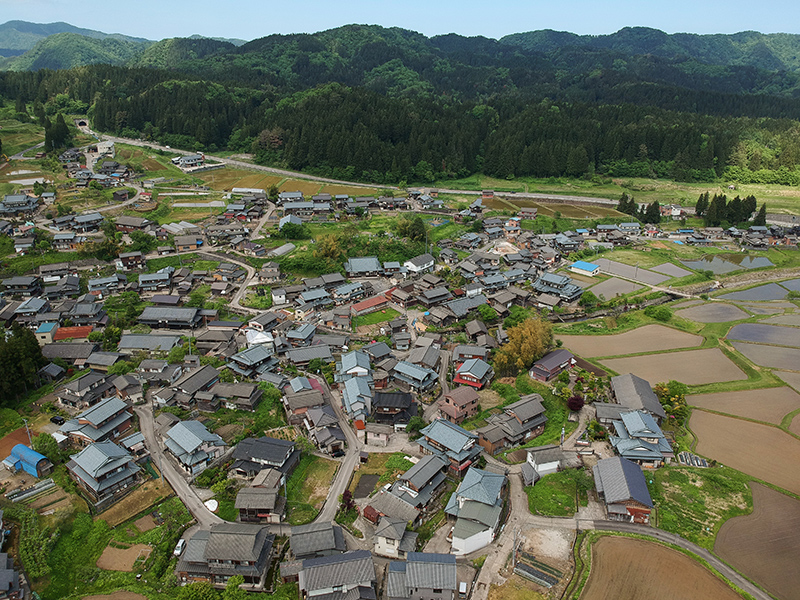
<box><xmin>791</xmin><ymin>414</ymin><xmax>800</xmax><ymax>435</ymax></box>
<box><xmin>691</xmin><ymin>411</ymin><xmax>800</xmax><ymax>495</ymax></box>
<box><xmin>593</xmin><ymin>258</ymin><xmax>670</xmax><ymax>285</ymax></box>
<box><xmin>762</xmin><ymin>314</ymin><xmax>800</xmax><ymax>327</ymax></box>
<box><xmin>580</xmin><ymin>537</ymin><xmax>742</xmax><ymax>600</ymax></box>
<box><xmin>687</xmin><ymin>387</ymin><xmax>800</xmax><ymax>424</ymax></box>
<box><xmin>651</xmin><ymin>262</ymin><xmax>692</xmax><ymax>277</ymax></box>
<box><xmin>556</xmin><ymin>324</ymin><xmax>703</xmax><ymax>358</ymax></box>
<box><xmin>588</xmin><ymin>277</ymin><xmax>643</xmax><ymax>298</ymax></box>
<box><xmin>715</xmin><ymin>483</ymin><xmax>800</xmax><ymax>600</ymax></box>
<box><xmin>730</xmin><ymin>341</ymin><xmax>800</xmax><ymax>371</ymax></box>
<box><xmin>675</xmin><ymin>303</ymin><xmax>749</xmax><ymax>323</ymax></box>
<box><xmin>600</xmin><ymin>348</ymin><xmax>746</xmax><ymax>385</ymax></box>
<box><xmin>96</xmin><ymin>544</ymin><xmax>152</xmax><ymax>572</ymax></box>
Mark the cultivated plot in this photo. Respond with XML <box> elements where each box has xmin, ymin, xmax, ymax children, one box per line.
<box><xmin>580</xmin><ymin>537</ymin><xmax>742</xmax><ymax>600</ymax></box>
<box><xmin>687</xmin><ymin>387</ymin><xmax>800</xmax><ymax>425</ymax></box>
<box><xmin>691</xmin><ymin>411</ymin><xmax>800</xmax><ymax>495</ymax></box>
<box><xmin>593</xmin><ymin>258</ymin><xmax>670</xmax><ymax>285</ymax></box>
<box><xmin>589</xmin><ymin>277</ymin><xmax>643</xmax><ymax>298</ymax></box>
<box><xmin>600</xmin><ymin>348</ymin><xmax>746</xmax><ymax>385</ymax></box>
<box><xmin>790</xmin><ymin>414</ymin><xmax>800</xmax><ymax>436</ymax></box>
<box><xmin>715</xmin><ymin>483</ymin><xmax>800</xmax><ymax>600</ymax></box>
<box><xmin>719</xmin><ymin>283</ymin><xmax>791</xmax><ymax>302</ymax></box>
<box><xmin>728</xmin><ymin>323</ymin><xmax>800</xmax><ymax>348</ymax></box>
<box><xmin>556</xmin><ymin>324</ymin><xmax>703</xmax><ymax>358</ymax></box>
<box><xmin>763</xmin><ymin>314</ymin><xmax>800</xmax><ymax>327</ymax></box>
<box><xmin>675</xmin><ymin>303</ymin><xmax>749</xmax><ymax>323</ymax></box>
<box><xmin>777</xmin><ymin>370</ymin><xmax>800</xmax><ymax>392</ymax></box>
<box><xmin>731</xmin><ymin>342</ymin><xmax>800</xmax><ymax>371</ymax></box>
<box><xmin>779</xmin><ymin>278</ymin><xmax>800</xmax><ymax>292</ymax></box>
<box><xmin>650</xmin><ymin>262</ymin><xmax>692</xmax><ymax>278</ymax></box>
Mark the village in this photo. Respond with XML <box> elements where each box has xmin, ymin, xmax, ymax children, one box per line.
<box><xmin>0</xmin><ymin>134</ymin><xmax>797</xmax><ymax>600</ymax></box>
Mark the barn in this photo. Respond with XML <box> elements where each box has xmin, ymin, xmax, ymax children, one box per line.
<box><xmin>2</xmin><ymin>444</ymin><xmax>54</xmax><ymax>478</ymax></box>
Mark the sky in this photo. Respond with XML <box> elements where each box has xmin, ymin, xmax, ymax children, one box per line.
<box><xmin>2</xmin><ymin>0</ymin><xmax>800</xmax><ymax>41</ymax></box>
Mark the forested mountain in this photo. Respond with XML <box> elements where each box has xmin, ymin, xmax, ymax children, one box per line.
<box><xmin>6</xmin><ymin>33</ymin><xmax>150</xmax><ymax>71</ymax></box>
<box><xmin>501</xmin><ymin>27</ymin><xmax>800</xmax><ymax>73</ymax></box>
<box><xmin>4</xmin><ymin>22</ymin><xmax>800</xmax><ymax>187</ymax></box>
<box><xmin>0</xmin><ymin>20</ymin><xmax>149</xmax><ymax>57</ymax></box>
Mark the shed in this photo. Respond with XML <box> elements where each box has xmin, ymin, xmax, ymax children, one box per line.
<box><xmin>2</xmin><ymin>444</ymin><xmax>53</xmax><ymax>478</ymax></box>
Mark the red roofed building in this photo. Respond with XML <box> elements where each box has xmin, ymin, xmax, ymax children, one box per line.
<box><xmin>350</xmin><ymin>294</ymin><xmax>389</xmax><ymax>316</ymax></box>
<box><xmin>53</xmin><ymin>326</ymin><xmax>94</xmax><ymax>341</ymax></box>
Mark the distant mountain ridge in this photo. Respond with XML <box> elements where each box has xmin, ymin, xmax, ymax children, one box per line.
<box><xmin>500</xmin><ymin>27</ymin><xmax>800</xmax><ymax>73</ymax></box>
<box><xmin>0</xmin><ymin>20</ymin><xmax>150</xmax><ymax>56</ymax></box>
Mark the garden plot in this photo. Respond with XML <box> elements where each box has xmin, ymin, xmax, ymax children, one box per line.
<box><xmin>674</xmin><ymin>303</ymin><xmax>748</xmax><ymax>323</ymax></box>
<box><xmin>728</xmin><ymin>323</ymin><xmax>800</xmax><ymax>348</ymax></box>
<box><xmin>96</xmin><ymin>543</ymin><xmax>152</xmax><ymax>572</ymax></box>
<box><xmin>600</xmin><ymin>348</ymin><xmax>746</xmax><ymax>386</ymax></box>
<box><xmin>581</xmin><ymin>537</ymin><xmax>742</xmax><ymax>600</ymax></box>
<box><xmin>593</xmin><ymin>258</ymin><xmax>670</xmax><ymax>285</ymax></box>
<box><xmin>715</xmin><ymin>483</ymin><xmax>800</xmax><ymax>600</ymax></box>
<box><xmin>588</xmin><ymin>277</ymin><xmax>643</xmax><ymax>298</ymax></box>
<box><xmin>651</xmin><ymin>262</ymin><xmax>692</xmax><ymax>278</ymax></box>
<box><xmin>763</xmin><ymin>314</ymin><xmax>800</xmax><ymax>327</ymax></box>
<box><xmin>556</xmin><ymin>324</ymin><xmax>703</xmax><ymax>358</ymax></box>
<box><xmin>719</xmin><ymin>283</ymin><xmax>791</xmax><ymax>301</ymax></box>
<box><xmin>687</xmin><ymin>387</ymin><xmax>800</xmax><ymax>424</ymax></box>
<box><xmin>731</xmin><ymin>342</ymin><xmax>800</xmax><ymax>371</ymax></box>
<box><xmin>690</xmin><ymin>411</ymin><xmax>800</xmax><ymax>495</ymax></box>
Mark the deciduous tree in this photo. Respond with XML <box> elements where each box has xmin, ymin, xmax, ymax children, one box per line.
<box><xmin>493</xmin><ymin>317</ymin><xmax>552</xmax><ymax>375</ymax></box>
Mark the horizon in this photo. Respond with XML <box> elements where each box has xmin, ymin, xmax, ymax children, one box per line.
<box><xmin>1</xmin><ymin>0</ymin><xmax>799</xmax><ymax>42</ymax></box>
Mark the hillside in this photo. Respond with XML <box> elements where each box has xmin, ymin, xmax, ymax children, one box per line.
<box><xmin>500</xmin><ymin>27</ymin><xmax>800</xmax><ymax>73</ymax></box>
<box><xmin>130</xmin><ymin>38</ymin><xmax>236</xmax><ymax>69</ymax></box>
<box><xmin>5</xmin><ymin>33</ymin><xmax>150</xmax><ymax>71</ymax></box>
<box><xmin>0</xmin><ymin>20</ymin><xmax>150</xmax><ymax>56</ymax></box>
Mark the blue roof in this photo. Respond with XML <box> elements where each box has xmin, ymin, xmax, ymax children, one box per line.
<box><xmin>36</xmin><ymin>322</ymin><xmax>58</xmax><ymax>333</ymax></box>
<box><xmin>572</xmin><ymin>260</ymin><xmax>599</xmax><ymax>271</ymax></box>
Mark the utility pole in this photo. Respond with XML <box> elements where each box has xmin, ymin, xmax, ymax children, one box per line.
<box><xmin>21</xmin><ymin>418</ymin><xmax>32</xmax><ymax>447</ymax></box>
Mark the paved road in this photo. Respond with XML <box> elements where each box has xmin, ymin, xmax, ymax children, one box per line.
<box><xmin>309</xmin><ymin>373</ymin><xmax>363</xmax><ymax>523</ymax></box>
<box><xmin>10</xmin><ymin>142</ymin><xmax>44</xmax><ymax>160</ymax></box>
<box><xmin>135</xmin><ymin>404</ymin><xmax>223</xmax><ymax>528</ymax></box>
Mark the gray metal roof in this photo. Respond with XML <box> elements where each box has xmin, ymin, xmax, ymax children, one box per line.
<box><xmin>166</xmin><ymin>420</ymin><xmax>225</xmax><ymax>454</ymax></box>
<box><xmin>406</xmin><ymin>552</ymin><xmax>457</xmax><ymax>590</ymax></box>
<box><xmin>504</xmin><ymin>394</ymin><xmax>546</xmax><ymax>422</ymax></box>
<box><xmin>291</xmin><ymin>521</ymin><xmax>346</xmax><ymax>558</ymax></box>
<box><xmin>118</xmin><ymin>334</ymin><xmax>182</xmax><ymax>351</ymax></box>
<box><xmin>300</xmin><ymin>550</ymin><xmax>375</xmax><ymax>592</ymax></box>
<box><xmin>456</xmin><ymin>358</ymin><xmax>492</xmax><ymax>379</ymax></box>
<box><xmin>345</xmin><ymin>256</ymin><xmax>381</xmax><ymax>273</ymax></box>
<box><xmin>593</xmin><ymin>456</ymin><xmax>653</xmax><ymax>508</ymax></box>
<box><xmin>78</xmin><ymin>396</ymin><xmax>128</xmax><ymax>427</ymax></box>
<box><xmin>286</xmin><ymin>345</ymin><xmax>333</xmax><ymax>364</ymax></box>
<box><xmin>69</xmin><ymin>440</ymin><xmax>134</xmax><ymax>479</ymax></box>
<box><xmin>420</xmin><ymin>419</ymin><xmax>477</xmax><ymax>453</ymax></box>
<box><xmin>400</xmin><ymin>454</ymin><xmax>447</xmax><ymax>490</ymax></box>
<box><xmin>611</xmin><ymin>373</ymin><xmax>667</xmax><ymax>419</ymax></box>
<box><xmin>453</xmin><ymin>467</ymin><xmax>505</xmax><ymax>507</ymax></box>
<box><xmin>204</xmin><ymin>522</ymin><xmax>275</xmax><ymax>563</ymax></box>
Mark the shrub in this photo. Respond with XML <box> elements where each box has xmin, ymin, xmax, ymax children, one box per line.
<box><xmin>567</xmin><ymin>395</ymin><xmax>585</xmax><ymax>411</ymax></box>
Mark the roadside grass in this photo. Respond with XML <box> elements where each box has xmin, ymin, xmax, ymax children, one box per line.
<box><xmin>354</xmin><ymin>308</ymin><xmax>401</xmax><ymax>328</ymax></box>
<box><xmin>487</xmin><ymin>577</ymin><xmax>546</xmax><ymax>600</ymax></box>
<box><xmin>646</xmin><ymin>466</ymin><xmax>754</xmax><ymax>550</ymax></box>
<box><xmin>525</xmin><ymin>469</ymin><xmax>590</xmax><ymax>517</ymax></box>
<box><xmin>285</xmin><ymin>454</ymin><xmax>339</xmax><ymax>525</ymax></box>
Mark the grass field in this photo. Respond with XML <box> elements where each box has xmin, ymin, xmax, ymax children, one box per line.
<box><xmin>525</xmin><ymin>469</ymin><xmax>590</xmax><ymax>517</ymax></box>
<box><xmin>0</xmin><ymin>118</ymin><xmax>44</xmax><ymax>156</ymax></box>
<box><xmin>349</xmin><ymin>452</ymin><xmax>414</xmax><ymax>495</ymax></box>
<box><xmin>285</xmin><ymin>454</ymin><xmax>338</xmax><ymax>525</ymax></box>
<box><xmin>354</xmin><ymin>308</ymin><xmax>401</xmax><ymax>328</ymax></box>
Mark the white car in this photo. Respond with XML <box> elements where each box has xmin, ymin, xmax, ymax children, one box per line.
<box><xmin>173</xmin><ymin>539</ymin><xmax>187</xmax><ymax>556</ymax></box>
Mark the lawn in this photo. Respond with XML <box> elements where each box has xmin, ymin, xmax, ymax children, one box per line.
<box><xmin>285</xmin><ymin>454</ymin><xmax>339</xmax><ymax>525</ymax></box>
<box><xmin>354</xmin><ymin>307</ymin><xmax>401</xmax><ymax>328</ymax></box>
<box><xmin>525</xmin><ymin>469</ymin><xmax>591</xmax><ymax>517</ymax></box>
<box><xmin>646</xmin><ymin>465</ymin><xmax>754</xmax><ymax>550</ymax></box>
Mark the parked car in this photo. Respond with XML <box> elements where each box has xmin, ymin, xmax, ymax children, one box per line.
<box><xmin>173</xmin><ymin>539</ymin><xmax>186</xmax><ymax>556</ymax></box>
<box><xmin>50</xmin><ymin>415</ymin><xmax>65</xmax><ymax>425</ymax></box>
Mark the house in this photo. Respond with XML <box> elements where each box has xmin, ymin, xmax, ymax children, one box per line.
<box><xmin>438</xmin><ymin>387</ymin><xmax>479</xmax><ymax>425</ymax></box>
<box><xmin>351</xmin><ymin>294</ymin><xmax>390</xmax><ymax>316</ymax></box>
<box><xmin>453</xmin><ymin>358</ymin><xmax>494</xmax><ymax>390</ymax></box>
<box><xmin>375</xmin><ymin>518</ymin><xmax>419</xmax><ymax>560</ymax></box>
<box><xmin>59</xmin><ymin>396</ymin><xmax>133</xmax><ymax>446</ymax></box>
<box><xmin>418</xmin><ymin>419</ymin><xmax>481</xmax><ymax>477</ymax></box>
<box><xmin>532</xmin><ymin>273</ymin><xmax>583</xmax><ymax>303</ymax></box>
<box><xmin>476</xmin><ymin>394</ymin><xmax>547</xmax><ymax>454</ymax></box>
<box><xmin>115</xmin><ymin>215</ymin><xmax>150</xmax><ymax>232</ymax></box>
<box><xmin>529</xmin><ymin>349</ymin><xmax>575</xmax><ymax>382</ymax></box>
<box><xmin>290</xmin><ymin>522</ymin><xmax>347</xmax><ymax>560</ymax></box>
<box><xmin>364</xmin><ymin>423</ymin><xmax>393</xmax><ymax>446</ymax></box>
<box><xmin>66</xmin><ymin>441</ymin><xmax>140</xmax><ymax>509</ymax></box>
<box><xmin>387</xmin><ymin>553</ymin><xmax>457</xmax><ymax>600</ymax></box>
<box><xmin>445</xmin><ymin>467</ymin><xmax>506</xmax><ymax>554</ymax></box>
<box><xmin>35</xmin><ymin>322</ymin><xmax>58</xmax><ymax>346</ymax></box>
<box><xmin>283</xmin><ymin>389</ymin><xmax>326</xmax><ymax>425</ymax></box>
<box><xmin>235</xmin><ymin>483</ymin><xmax>284</xmax><ymax>524</ymax></box>
<box><xmin>118</xmin><ymin>333</ymin><xmax>182</xmax><ymax>355</ymax></box>
<box><xmin>1</xmin><ymin>444</ymin><xmax>53</xmax><ymax>478</ymax></box>
<box><xmin>389</xmin><ymin>454</ymin><xmax>448</xmax><ymax>511</ymax></box>
<box><xmin>231</xmin><ymin>436</ymin><xmax>300</xmax><ymax>480</ymax></box>
<box><xmin>404</xmin><ymin>253</ymin><xmax>435</xmax><ymax>275</ymax></box>
<box><xmin>609</xmin><ymin>410</ymin><xmax>673</xmax><ymax>468</ymax></box>
<box><xmin>287</xmin><ymin>345</ymin><xmax>334</xmax><ymax>367</ymax></box>
<box><xmin>175</xmin><ymin>235</ymin><xmax>203</xmax><ymax>251</ymax></box>
<box><xmin>55</xmin><ymin>370</ymin><xmax>111</xmax><ymax>409</ymax></box>
<box><xmin>609</xmin><ymin>373</ymin><xmax>667</xmax><ymax>423</ymax></box>
<box><xmin>0</xmin><ymin>193</ymin><xmax>38</xmax><ymax>215</ymax></box>
<box><xmin>287</xmin><ymin>323</ymin><xmax>317</xmax><ymax>347</ymax></box>
<box><xmin>522</xmin><ymin>445</ymin><xmax>568</xmax><ymax>486</ymax></box>
<box><xmin>344</xmin><ymin>256</ymin><xmax>382</xmax><ymax>278</ymax></box>
<box><xmin>0</xmin><ymin>552</ymin><xmax>21</xmax><ymax>599</ymax></box>
<box><xmin>163</xmin><ymin>420</ymin><xmax>227</xmax><ymax>475</ymax></box>
<box><xmin>451</xmin><ymin>345</ymin><xmax>489</xmax><ymax>364</ymax></box>
<box><xmin>138</xmin><ymin>306</ymin><xmax>202</xmax><ymax>329</ymax></box>
<box><xmin>518</xmin><ymin>207</ymin><xmax>538</xmax><ymax>220</ymax></box>
<box><xmin>227</xmin><ymin>345</ymin><xmax>276</xmax><ymax>379</ymax></box>
<box><xmin>342</xmin><ymin>377</ymin><xmax>373</xmax><ymax>421</ymax></box>
<box><xmin>85</xmin><ymin>351</ymin><xmax>126</xmax><ymax>372</ymax></box>
<box><xmin>73</xmin><ymin>212</ymin><xmax>104</xmax><ymax>232</ymax></box>
<box><xmin>296</xmin><ymin>550</ymin><xmax>376</xmax><ymax>600</ymax></box>
<box><xmin>2</xmin><ymin>276</ymin><xmax>41</xmax><ymax>297</ymax></box>
<box><xmin>176</xmin><ymin>523</ymin><xmax>275</xmax><ymax>589</ymax></box>
<box><xmin>117</xmin><ymin>251</ymin><xmax>146</xmax><ymax>271</ymax></box>
<box><xmin>570</xmin><ymin>260</ymin><xmax>600</xmax><ymax>277</ymax></box>
<box><xmin>372</xmin><ymin>391</ymin><xmax>416</xmax><ymax>428</ymax></box>
<box><xmin>391</xmin><ymin>361</ymin><xmax>438</xmax><ymax>392</ymax></box>
<box><xmin>592</xmin><ymin>457</ymin><xmax>653</xmax><ymax>524</ymax></box>
<box><xmin>42</xmin><ymin>341</ymin><xmax>96</xmax><ymax>367</ymax></box>
<box><xmin>211</xmin><ymin>382</ymin><xmax>264</xmax><ymax>412</ymax></box>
